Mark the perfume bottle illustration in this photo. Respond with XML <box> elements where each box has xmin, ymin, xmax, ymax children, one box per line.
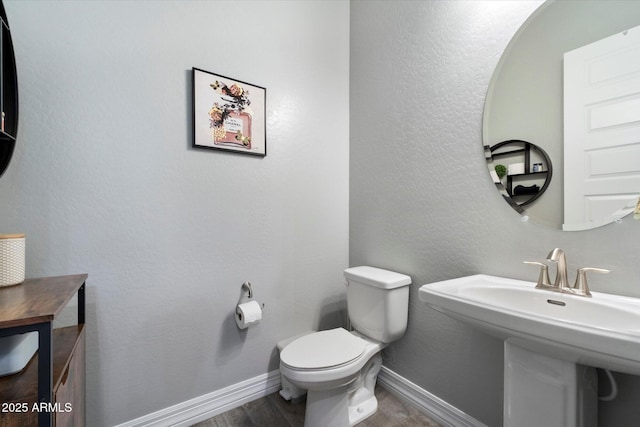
<box><xmin>209</xmin><ymin>81</ymin><xmax>253</xmax><ymax>149</ymax></box>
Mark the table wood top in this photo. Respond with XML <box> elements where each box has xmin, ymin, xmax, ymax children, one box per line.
<box><xmin>0</xmin><ymin>274</ymin><xmax>87</xmax><ymax>329</ymax></box>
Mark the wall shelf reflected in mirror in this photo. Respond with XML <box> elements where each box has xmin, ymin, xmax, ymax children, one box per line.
<box><xmin>489</xmin><ymin>140</ymin><xmax>552</xmax><ymax>208</ymax></box>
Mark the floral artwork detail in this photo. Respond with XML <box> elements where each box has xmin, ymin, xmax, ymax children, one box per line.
<box><xmin>193</xmin><ymin>68</ymin><xmax>266</xmax><ymax>156</ymax></box>
<box><xmin>208</xmin><ymin>81</ymin><xmax>253</xmax><ymax>147</ymax></box>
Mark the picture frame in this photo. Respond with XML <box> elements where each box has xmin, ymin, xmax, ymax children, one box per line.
<box><xmin>192</xmin><ymin>67</ymin><xmax>266</xmax><ymax>157</ymax></box>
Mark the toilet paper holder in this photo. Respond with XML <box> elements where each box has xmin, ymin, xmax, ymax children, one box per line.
<box><xmin>235</xmin><ymin>281</ymin><xmax>265</xmax><ymax>330</ymax></box>
<box><xmin>237</xmin><ymin>281</ymin><xmax>265</xmax><ymax>308</ymax></box>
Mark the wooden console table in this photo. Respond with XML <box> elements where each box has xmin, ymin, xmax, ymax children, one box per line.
<box><xmin>0</xmin><ymin>274</ymin><xmax>87</xmax><ymax>426</ymax></box>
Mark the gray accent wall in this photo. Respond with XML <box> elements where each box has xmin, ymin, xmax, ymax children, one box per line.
<box><xmin>350</xmin><ymin>1</ymin><xmax>640</xmax><ymax>426</ymax></box>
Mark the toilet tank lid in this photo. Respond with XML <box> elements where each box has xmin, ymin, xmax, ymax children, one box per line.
<box><xmin>344</xmin><ymin>266</ymin><xmax>411</xmax><ymax>289</ymax></box>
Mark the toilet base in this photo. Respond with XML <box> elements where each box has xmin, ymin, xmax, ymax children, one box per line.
<box><xmin>348</xmin><ymin>393</ymin><xmax>377</xmax><ymax>425</ymax></box>
<box><xmin>347</xmin><ymin>352</ymin><xmax>381</xmax><ymax>425</ymax></box>
<box><xmin>303</xmin><ymin>387</ymin><xmax>379</xmax><ymax>427</ymax></box>
<box><xmin>300</xmin><ymin>352</ymin><xmax>383</xmax><ymax>427</ymax></box>
<box><xmin>305</xmin><ymin>386</ymin><xmax>351</xmax><ymax>427</ymax></box>
<box><xmin>279</xmin><ymin>375</ymin><xmax>307</xmax><ymax>404</ymax></box>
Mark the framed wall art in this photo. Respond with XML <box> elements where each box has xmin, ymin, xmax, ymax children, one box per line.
<box><xmin>192</xmin><ymin>67</ymin><xmax>266</xmax><ymax>156</ymax></box>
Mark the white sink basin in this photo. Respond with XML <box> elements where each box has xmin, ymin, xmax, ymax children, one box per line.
<box><xmin>419</xmin><ymin>274</ymin><xmax>640</xmax><ymax>375</ymax></box>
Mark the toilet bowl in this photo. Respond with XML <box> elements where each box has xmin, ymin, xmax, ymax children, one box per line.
<box><xmin>278</xmin><ymin>266</ymin><xmax>411</xmax><ymax>427</ymax></box>
<box><xmin>280</xmin><ymin>328</ymin><xmax>385</xmax><ymax>426</ymax></box>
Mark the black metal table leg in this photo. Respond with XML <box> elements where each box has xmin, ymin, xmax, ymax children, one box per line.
<box><xmin>36</xmin><ymin>321</ymin><xmax>53</xmax><ymax>427</ymax></box>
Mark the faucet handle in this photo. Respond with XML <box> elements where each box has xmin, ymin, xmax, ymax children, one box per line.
<box><xmin>524</xmin><ymin>261</ymin><xmax>552</xmax><ymax>289</ymax></box>
<box><xmin>573</xmin><ymin>267</ymin><xmax>611</xmax><ymax>297</ymax></box>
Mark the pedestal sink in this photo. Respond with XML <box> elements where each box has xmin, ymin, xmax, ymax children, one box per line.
<box><xmin>419</xmin><ymin>274</ymin><xmax>640</xmax><ymax>427</ymax></box>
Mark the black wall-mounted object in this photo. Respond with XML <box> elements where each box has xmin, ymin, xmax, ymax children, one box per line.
<box><xmin>490</xmin><ymin>139</ymin><xmax>553</xmax><ymax>207</ymax></box>
<box><xmin>0</xmin><ymin>0</ymin><xmax>18</xmax><ymax>179</ymax></box>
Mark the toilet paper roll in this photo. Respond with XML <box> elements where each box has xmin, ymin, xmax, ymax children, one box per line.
<box><xmin>235</xmin><ymin>300</ymin><xmax>262</xmax><ymax>329</ymax></box>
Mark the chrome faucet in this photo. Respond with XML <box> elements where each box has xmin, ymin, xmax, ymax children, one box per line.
<box><xmin>547</xmin><ymin>248</ymin><xmax>569</xmax><ymax>290</ymax></box>
<box><xmin>524</xmin><ymin>248</ymin><xmax>611</xmax><ymax>297</ymax></box>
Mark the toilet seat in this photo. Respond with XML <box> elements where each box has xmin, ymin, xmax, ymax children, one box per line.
<box><xmin>280</xmin><ymin>328</ymin><xmax>367</xmax><ymax>370</ymax></box>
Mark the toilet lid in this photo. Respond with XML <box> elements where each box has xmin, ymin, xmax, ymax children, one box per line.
<box><xmin>280</xmin><ymin>328</ymin><xmax>367</xmax><ymax>370</ymax></box>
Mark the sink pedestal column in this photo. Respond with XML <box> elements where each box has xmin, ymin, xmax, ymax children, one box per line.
<box><xmin>504</xmin><ymin>341</ymin><xmax>598</xmax><ymax>427</ymax></box>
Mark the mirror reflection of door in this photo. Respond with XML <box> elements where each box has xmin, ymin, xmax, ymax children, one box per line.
<box><xmin>563</xmin><ymin>24</ymin><xmax>640</xmax><ymax>231</ymax></box>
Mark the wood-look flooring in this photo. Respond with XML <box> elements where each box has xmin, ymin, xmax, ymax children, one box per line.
<box><xmin>193</xmin><ymin>384</ymin><xmax>441</xmax><ymax>427</ymax></box>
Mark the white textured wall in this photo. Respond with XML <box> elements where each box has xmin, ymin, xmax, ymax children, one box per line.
<box><xmin>1</xmin><ymin>1</ymin><xmax>349</xmax><ymax>425</ymax></box>
<box><xmin>350</xmin><ymin>1</ymin><xmax>640</xmax><ymax>426</ymax></box>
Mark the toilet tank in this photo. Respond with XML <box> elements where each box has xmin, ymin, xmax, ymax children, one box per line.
<box><xmin>344</xmin><ymin>266</ymin><xmax>411</xmax><ymax>343</ymax></box>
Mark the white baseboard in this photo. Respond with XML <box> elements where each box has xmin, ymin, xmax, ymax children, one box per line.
<box><xmin>114</xmin><ymin>370</ymin><xmax>281</xmax><ymax>427</ymax></box>
<box><xmin>377</xmin><ymin>366</ymin><xmax>487</xmax><ymax>427</ymax></box>
<box><xmin>116</xmin><ymin>366</ymin><xmax>485</xmax><ymax>427</ymax></box>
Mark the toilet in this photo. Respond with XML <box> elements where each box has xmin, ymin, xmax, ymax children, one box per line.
<box><xmin>279</xmin><ymin>266</ymin><xmax>411</xmax><ymax>427</ymax></box>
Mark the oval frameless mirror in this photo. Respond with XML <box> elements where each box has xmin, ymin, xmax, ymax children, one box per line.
<box><xmin>483</xmin><ymin>0</ymin><xmax>640</xmax><ymax>231</ymax></box>
<box><xmin>0</xmin><ymin>2</ymin><xmax>18</xmax><ymax>180</ymax></box>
